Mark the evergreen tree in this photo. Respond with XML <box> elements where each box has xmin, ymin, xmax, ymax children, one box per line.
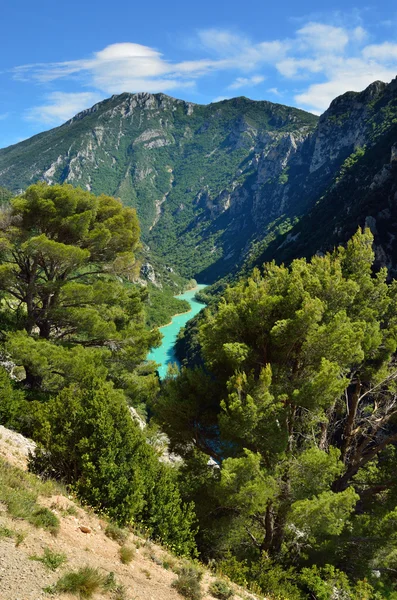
<box><xmin>0</xmin><ymin>183</ymin><xmax>159</xmax><ymax>392</ymax></box>
<box><xmin>154</xmin><ymin>229</ymin><xmax>397</xmax><ymax>593</ymax></box>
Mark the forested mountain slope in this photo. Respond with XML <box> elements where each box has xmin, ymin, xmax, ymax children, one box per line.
<box><xmin>1</xmin><ymin>78</ymin><xmax>396</xmax><ymax>281</ymax></box>
<box><xmin>0</xmin><ymin>93</ymin><xmax>317</xmax><ymax>278</ymax></box>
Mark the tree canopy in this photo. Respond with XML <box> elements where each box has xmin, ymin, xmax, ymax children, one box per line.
<box><xmin>154</xmin><ymin>229</ymin><xmax>397</xmax><ymax>597</ymax></box>
<box><xmin>0</xmin><ymin>182</ymin><xmax>159</xmax><ymax>392</ymax></box>
<box><xmin>0</xmin><ymin>184</ymin><xmax>198</xmax><ymax>555</ymax></box>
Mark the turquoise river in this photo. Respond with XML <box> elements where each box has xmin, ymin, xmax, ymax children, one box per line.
<box><xmin>147</xmin><ymin>284</ymin><xmax>207</xmax><ymax>378</ymax></box>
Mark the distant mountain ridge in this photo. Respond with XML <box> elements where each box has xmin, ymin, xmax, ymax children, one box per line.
<box><xmin>0</xmin><ymin>92</ymin><xmax>318</xmax><ymax>278</ymax></box>
<box><xmin>1</xmin><ymin>80</ymin><xmax>397</xmax><ymax>280</ymax></box>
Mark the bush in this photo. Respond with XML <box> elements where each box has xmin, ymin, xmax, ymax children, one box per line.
<box><xmin>105</xmin><ymin>522</ymin><xmax>128</xmax><ymax>545</ymax></box>
<box><xmin>103</xmin><ymin>572</ymin><xmax>127</xmax><ymax>599</ymax></box>
<box><xmin>30</xmin><ymin>507</ymin><xmax>59</xmax><ymax>535</ymax></box>
<box><xmin>0</xmin><ymin>457</ymin><xmax>60</xmax><ymax>534</ymax></box>
<box><xmin>172</xmin><ymin>565</ymin><xmax>203</xmax><ymax>600</ymax></box>
<box><xmin>46</xmin><ymin>566</ymin><xmax>106</xmax><ymax>598</ymax></box>
<box><xmin>30</xmin><ymin>546</ymin><xmax>67</xmax><ymax>570</ymax></box>
<box><xmin>119</xmin><ymin>544</ymin><xmax>135</xmax><ymax>564</ymax></box>
<box><xmin>209</xmin><ymin>579</ymin><xmax>234</xmax><ymax>599</ymax></box>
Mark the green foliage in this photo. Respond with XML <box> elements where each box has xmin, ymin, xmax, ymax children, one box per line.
<box><xmin>0</xmin><ymin>525</ymin><xmax>14</xmax><ymax>538</ymax></box>
<box><xmin>154</xmin><ymin>229</ymin><xmax>397</xmax><ymax>595</ymax></box>
<box><xmin>172</xmin><ymin>564</ymin><xmax>203</xmax><ymax>600</ymax></box>
<box><xmin>29</xmin><ymin>506</ymin><xmax>60</xmax><ymax>534</ymax></box>
<box><xmin>26</xmin><ymin>377</ymin><xmax>196</xmax><ymax>554</ymax></box>
<box><xmin>298</xmin><ymin>565</ymin><xmax>373</xmax><ymax>600</ymax></box>
<box><xmin>0</xmin><ymin>457</ymin><xmax>60</xmax><ymax>533</ymax></box>
<box><xmin>336</xmin><ymin>146</ymin><xmax>366</xmax><ymax>181</ymax></box>
<box><xmin>105</xmin><ymin>522</ymin><xmax>129</xmax><ymax>545</ymax></box>
<box><xmin>0</xmin><ymin>183</ymin><xmax>159</xmax><ymax>397</ymax></box>
<box><xmin>46</xmin><ymin>566</ymin><xmax>107</xmax><ymax>598</ymax></box>
<box><xmin>0</xmin><ymin>183</ymin><xmax>197</xmax><ymax>557</ymax></box>
<box><xmin>0</xmin><ymin>185</ymin><xmax>13</xmax><ymax>206</ymax></box>
<box><xmin>103</xmin><ymin>572</ymin><xmax>127</xmax><ymax>599</ymax></box>
<box><xmin>146</xmin><ymin>284</ymin><xmax>190</xmax><ymax>328</ymax></box>
<box><xmin>208</xmin><ymin>579</ymin><xmax>234</xmax><ymax>599</ymax></box>
<box><xmin>30</xmin><ymin>546</ymin><xmax>67</xmax><ymax>570</ymax></box>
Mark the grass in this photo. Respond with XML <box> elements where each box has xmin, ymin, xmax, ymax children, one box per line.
<box><xmin>63</xmin><ymin>505</ymin><xmax>78</xmax><ymax>516</ymax></box>
<box><xmin>119</xmin><ymin>544</ymin><xmax>135</xmax><ymax>564</ymax></box>
<box><xmin>0</xmin><ymin>457</ymin><xmax>60</xmax><ymax>534</ymax></box>
<box><xmin>209</xmin><ymin>579</ymin><xmax>234</xmax><ymax>599</ymax></box>
<box><xmin>105</xmin><ymin>522</ymin><xmax>128</xmax><ymax>545</ymax></box>
<box><xmin>0</xmin><ymin>525</ymin><xmax>26</xmax><ymax>546</ymax></box>
<box><xmin>162</xmin><ymin>556</ymin><xmax>178</xmax><ymax>572</ymax></box>
<box><xmin>141</xmin><ymin>568</ymin><xmax>152</xmax><ymax>579</ymax></box>
<box><xmin>172</xmin><ymin>564</ymin><xmax>203</xmax><ymax>600</ymax></box>
<box><xmin>30</xmin><ymin>546</ymin><xmax>67</xmax><ymax>570</ymax></box>
<box><xmin>103</xmin><ymin>572</ymin><xmax>127</xmax><ymax>600</ymax></box>
<box><xmin>0</xmin><ymin>524</ymin><xmax>14</xmax><ymax>538</ymax></box>
<box><xmin>45</xmin><ymin>566</ymin><xmax>106</xmax><ymax>598</ymax></box>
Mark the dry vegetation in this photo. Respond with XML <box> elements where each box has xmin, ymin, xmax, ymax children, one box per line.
<box><xmin>0</xmin><ymin>425</ymin><xmax>260</xmax><ymax>600</ymax></box>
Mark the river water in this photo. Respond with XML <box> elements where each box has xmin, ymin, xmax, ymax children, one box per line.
<box><xmin>147</xmin><ymin>284</ymin><xmax>207</xmax><ymax>378</ymax></box>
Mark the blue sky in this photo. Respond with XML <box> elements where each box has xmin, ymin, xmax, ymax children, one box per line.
<box><xmin>0</xmin><ymin>0</ymin><xmax>396</xmax><ymax>148</ymax></box>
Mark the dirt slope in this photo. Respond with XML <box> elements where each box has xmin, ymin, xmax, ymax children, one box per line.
<box><xmin>0</xmin><ymin>425</ymin><xmax>259</xmax><ymax>600</ymax></box>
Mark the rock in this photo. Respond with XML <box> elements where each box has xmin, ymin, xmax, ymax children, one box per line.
<box><xmin>79</xmin><ymin>525</ymin><xmax>91</xmax><ymax>534</ymax></box>
<box><xmin>140</xmin><ymin>263</ymin><xmax>156</xmax><ymax>284</ymax></box>
<box><xmin>129</xmin><ymin>407</ymin><xmax>146</xmax><ymax>430</ymax></box>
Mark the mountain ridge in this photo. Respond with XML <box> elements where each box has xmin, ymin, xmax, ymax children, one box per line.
<box><xmin>1</xmin><ymin>79</ymin><xmax>396</xmax><ymax>281</ymax></box>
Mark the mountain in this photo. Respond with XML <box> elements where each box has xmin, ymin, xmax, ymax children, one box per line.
<box><xmin>0</xmin><ymin>93</ymin><xmax>317</xmax><ymax>279</ymax></box>
<box><xmin>251</xmin><ymin>79</ymin><xmax>397</xmax><ymax>277</ymax></box>
<box><xmin>1</xmin><ymin>79</ymin><xmax>397</xmax><ymax>281</ymax></box>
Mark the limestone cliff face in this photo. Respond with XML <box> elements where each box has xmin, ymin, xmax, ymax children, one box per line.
<box><xmin>253</xmin><ymin>77</ymin><xmax>397</xmax><ymax>278</ymax></box>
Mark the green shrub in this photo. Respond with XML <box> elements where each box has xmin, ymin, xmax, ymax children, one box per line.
<box><xmin>103</xmin><ymin>572</ymin><xmax>127</xmax><ymax>599</ymax></box>
<box><xmin>209</xmin><ymin>579</ymin><xmax>234</xmax><ymax>599</ymax></box>
<box><xmin>46</xmin><ymin>566</ymin><xmax>106</xmax><ymax>598</ymax></box>
<box><xmin>0</xmin><ymin>525</ymin><xmax>14</xmax><ymax>538</ymax></box>
<box><xmin>105</xmin><ymin>522</ymin><xmax>128</xmax><ymax>545</ymax></box>
<box><xmin>30</xmin><ymin>507</ymin><xmax>59</xmax><ymax>535</ymax></box>
<box><xmin>30</xmin><ymin>546</ymin><xmax>67</xmax><ymax>570</ymax></box>
<box><xmin>172</xmin><ymin>565</ymin><xmax>203</xmax><ymax>600</ymax></box>
<box><xmin>0</xmin><ymin>457</ymin><xmax>60</xmax><ymax>534</ymax></box>
<box><xmin>119</xmin><ymin>544</ymin><xmax>135</xmax><ymax>564</ymax></box>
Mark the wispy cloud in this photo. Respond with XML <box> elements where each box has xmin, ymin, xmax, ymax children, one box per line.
<box><xmin>267</xmin><ymin>88</ymin><xmax>282</xmax><ymax>97</ymax></box>
<box><xmin>25</xmin><ymin>92</ymin><xmax>103</xmax><ymax>125</ymax></box>
<box><xmin>0</xmin><ymin>113</ymin><xmax>9</xmax><ymax>121</ymax></box>
<box><xmin>228</xmin><ymin>75</ymin><xmax>265</xmax><ymax>90</ymax></box>
<box><xmin>12</xmin><ymin>21</ymin><xmax>397</xmax><ymax>122</ymax></box>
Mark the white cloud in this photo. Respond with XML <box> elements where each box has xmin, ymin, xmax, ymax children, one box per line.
<box><xmin>228</xmin><ymin>75</ymin><xmax>265</xmax><ymax>89</ymax></box>
<box><xmin>14</xmin><ymin>35</ymin><xmax>288</xmax><ymax>98</ymax></box>
<box><xmin>294</xmin><ymin>58</ymin><xmax>396</xmax><ymax>114</ymax></box>
<box><xmin>276</xmin><ymin>58</ymin><xmax>323</xmax><ymax>78</ymax></box>
<box><xmin>0</xmin><ymin>113</ymin><xmax>9</xmax><ymax>121</ymax></box>
<box><xmin>362</xmin><ymin>42</ymin><xmax>397</xmax><ymax>63</ymax></box>
<box><xmin>267</xmin><ymin>87</ymin><xmax>282</xmax><ymax>96</ymax></box>
<box><xmin>296</xmin><ymin>22</ymin><xmax>349</xmax><ymax>54</ymax></box>
<box><xmin>212</xmin><ymin>96</ymin><xmax>230</xmax><ymax>103</ymax></box>
<box><xmin>352</xmin><ymin>26</ymin><xmax>367</xmax><ymax>43</ymax></box>
<box><xmin>25</xmin><ymin>92</ymin><xmax>103</xmax><ymax>125</ymax></box>
<box><xmin>12</xmin><ymin>21</ymin><xmax>397</xmax><ymax>122</ymax></box>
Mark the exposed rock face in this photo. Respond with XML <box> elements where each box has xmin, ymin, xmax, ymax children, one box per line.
<box><xmin>255</xmin><ymin>77</ymin><xmax>397</xmax><ymax>278</ymax></box>
<box><xmin>140</xmin><ymin>262</ymin><xmax>157</xmax><ymax>284</ymax></box>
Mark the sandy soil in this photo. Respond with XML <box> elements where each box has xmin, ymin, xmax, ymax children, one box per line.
<box><xmin>0</xmin><ymin>425</ymin><xmax>259</xmax><ymax>600</ymax></box>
